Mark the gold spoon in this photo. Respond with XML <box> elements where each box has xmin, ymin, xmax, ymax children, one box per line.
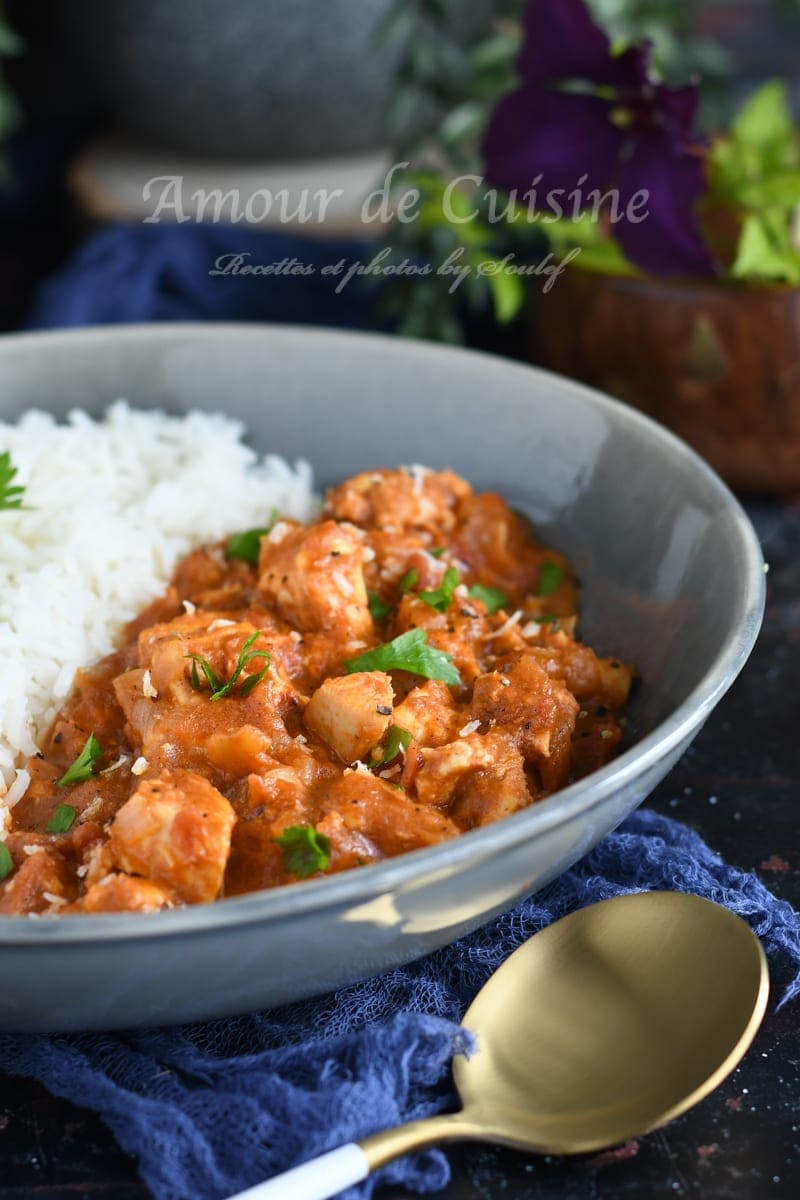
<box><xmin>228</xmin><ymin>891</ymin><xmax>768</xmax><ymax>1200</ymax></box>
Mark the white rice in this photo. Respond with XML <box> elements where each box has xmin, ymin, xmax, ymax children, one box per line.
<box><xmin>0</xmin><ymin>401</ymin><xmax>318</xmax><ymax>832</ymax></box>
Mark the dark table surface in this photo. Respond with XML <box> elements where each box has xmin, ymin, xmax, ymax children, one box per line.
<box><xmin>1</xmin><ymin>498</ymin><xmax>798</xmax><ymax>1200</ymax></box>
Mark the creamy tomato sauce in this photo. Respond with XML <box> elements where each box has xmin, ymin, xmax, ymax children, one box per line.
<box><xmin>0</xmin><ymin>468</ymin><xmax>632</xmax><ymax>916</ymax></box>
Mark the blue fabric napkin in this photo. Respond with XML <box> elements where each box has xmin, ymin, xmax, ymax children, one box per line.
<box><xmin>27</xmin><ymin>222</ymin><xmax>380</xmax><ymax>331</ymax></box>
<box><xmin>2</xmin><ymin>807</ymin><xmax>799</xmax><ymax>1200</ymax></box>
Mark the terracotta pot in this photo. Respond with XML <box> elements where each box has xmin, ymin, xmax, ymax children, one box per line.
<box><xmin>530</xmin><ymin>270</ymin><xmax>800</xmax><ymax>493</ymax></box>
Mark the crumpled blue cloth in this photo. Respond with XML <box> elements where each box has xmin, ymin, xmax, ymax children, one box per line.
<box><xmin>27</xmin><ymin>222</ymin><xmax>379</xmax><ymax>330</ymax></box>
<box><xmin>1</xmin><ymin>807</ymin><xmax>798</xmax><ymax>1200</ymax></box>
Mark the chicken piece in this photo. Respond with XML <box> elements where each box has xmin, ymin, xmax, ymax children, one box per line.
<box><xmin>304</xmin><ymin>671</ymin><xmax>394</xmax><ymax>763</ymax></box>
<box><xmin>450</xmin><ymin>739</ymin><xmax>533</xmax><ymax>829</ymax></box>
<box><xmin>321</xmin><ymin>772</ymin><xmax>459</xmax><ymax>855</ymax></box>
<box><xmin>109</xmin><ymin>769</ymin><xmax>235</xmax><ymax>904</ymax></box>
<box><xmin>453</xmin><ymin>493</ymin><xmax>576</xmax><ymax>609</ymax></box>
<box><xmin>525</xmin><ymin>632</ymin><xmax>633</xmax><ymax>711</ymax></box>
<box><xmin>136</xmin><ymin>612</ymin><xmax>276</xmax><ymax>702</ymax></box>
<box><xmin>258</xmin><ymin>519</ymin><xmax>371</xmax><ymax>639</ymax></box>
<box><xmin>0</xmin><ymin>847</ymin><xmax>73</xmax><ymax>915</ymax></box>
<box><xmin>412</xmin><ymin>732</ymin><xmax>497</xmax><ymax>807</ymax></box>
<box><xmin>325</xmin><ymin>468</ymin><xmax>471</xmax><ymax>535</ymax></box>
<box><xmin>391</xmin><ymin>680</ymin><xmax>462</xmax><ymax>748</ymax></box>
<box><xmin>204</xmin><ymin>725</ymin><xmax>280</xmax><ymax>776</ymax></box>
<box><xmin>81</xmin><ymin>873</ymin><xmax>175</xmax><ymax>913</ymax></box>
<box><xmin>471</xmin><ymin>653</ymin><xmax>579</xmax><ymax>791</ymax></box>
<box><xmin>315</xmin><ymin>809</ymin><xmax>382</xmax><ymax>873</ymax></box>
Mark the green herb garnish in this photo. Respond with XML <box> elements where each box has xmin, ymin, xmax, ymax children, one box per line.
<box><xmin>468</xmin><ymin>584</ymin><xmax>508</xmax><ymax>614</ymax></box>
<box><xmin>372</xmin><ymin>725</ymin><xmax>413</xmax><ymax>767</ymax></box>
<box><xmin>225</xmin><ymin>508</ymin><xmax>280</xmax><ymax>565</ymax></box>
<box><xmin>345</xmin><ymin>629</ymin><xmax>461</xmax><ymax>686</ymax></box>
<box><xmin>398</xmin><ymin>567</ymin><xmax>419</xmax><ymax>594</ymax></box>
<box><xmin>274</xmin><ymin>825</ymin><xmax>331</xmax><ymax>878</ymax></box>
<box><xmin>428</xmin><ymin>547</ymin><xmax>446</xmax><ymax>558</ymax></box>
<box><xmin>0</xmin><ymin>842</ymin><xmax>13</xmax><ymax>882</ymax></box>
<box><xmin>368</xmin><ymin>591</ymin><xmax>393</xmax><ymax>621</ymax></box>
<box><xmin>58</xmin><ymin>733</ymin><xmax>103</xmax><ymax>787</ymax></box>
<box><xmin>419</xmin><ymin>566</ymin><xmax>460</xmax><ymax>613</ymax></box>
<box><xmin>537</xmin><ymin>561</ymin><xmax>563</xmax><ymax>596</ymax></box>
<box><xmin>0</xmin><ymin>451</ymin><xmax>25</xmax><ymax>511</ymax></box>
<box><xmin>46</xmin><ymin>804</ymin><xmax>77</xmax><ymax>834</ymax></box>
<box><xmin>187</xmin><ymin>631</ymin><xmax>271</xmax><ymax>700</ymax></box>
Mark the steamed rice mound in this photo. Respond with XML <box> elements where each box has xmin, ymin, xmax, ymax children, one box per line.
<box><xmin>0</xmin><ymin>402</ymin><xmax>317</xmax><ymax>829</ymax></box>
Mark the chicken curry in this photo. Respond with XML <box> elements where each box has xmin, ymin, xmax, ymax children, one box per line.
<box><xmin>0</xmin><ymin>467</ymin><xmax>632</xmax><ymax>916</ymax></box>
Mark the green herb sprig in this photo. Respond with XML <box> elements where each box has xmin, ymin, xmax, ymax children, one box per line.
<box><xmin>0</xmin><ymin>841</ymin><xmax>12</xmax><ymax>882</ymax></box>
<box><xmin>187</xmin><ymin>631</ymin><xmax>271</xmax><ymax>701</ymax></box>
<box><xmin>368</xmin><ymin>591</ymin><xmax>393</xmax><ymax>621</ymax></box>
<box><xmin>398</xmin><ymin>567</ymin><xmax>419</xmax><ymax>594</ymax></box>
<box><xmin>372</xmin><ymin>725</ymin><xmax>413</xmax><ymax>767</ymax></box>
<box><xmin>468</xmin><ymin>583</ymin><xmax>509</xmax><ymax>614</ymax></box>
<box><xmin>225</xmin><ymin>508</ymin><xmax>280</xmax><ymax>565</ymax></box>
<box><xmin>274</xmin><ymin>825</ymin><xmax>331</xmax><ymax>878</ymax></box>
<box><xmin>345</xmin><ymin>628</ymin><xmax>461</xmax><ymax>686</ymax></box>
<box><xmin>418</xmin><ymin>566</ymin><xmax>460</xmax><ymax>613</ymax></box>
<box><xmin>537</xmin><ymin>561</ymin><xmax>564</xmax><ymax>596</ymax></box>
<box><xmin>58</xmin><ymin>733</ymin><xmax>103</xmax><ymax>787</ymax></box>
<box><xmin>46</xmin><ymin>804</ymin><xmax>77</xmax><ymax>834</ymax></box>
<box><xmin>0</xmin><ymin>451</ymin><xmax>25</xmax><ymax>510</ymax></box>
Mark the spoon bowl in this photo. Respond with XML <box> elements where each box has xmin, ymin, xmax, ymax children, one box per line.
<box><xmin>229</xmin><ymin>891</ymin><xmax>769</xmax><ymax>1199</ymax></box>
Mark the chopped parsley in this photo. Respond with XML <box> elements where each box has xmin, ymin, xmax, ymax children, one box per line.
<box><xmin>0</xmin><ymin>451</ymin><xmax>25</xmax><ymax>511</ymax></box>
<box><xmin>46</xmin><ymin>804</ymin><xmax>77</xmax><ymax>834</ymax></box>
<box><xmin>187</xmin><ymin>631</ymin><xmax>271</xmax><ymax>700</ymax></box>
<box><xmin>0</xmin><ymin>842</ymin><xmax>12</xmax><ymax>882</ymax></box>
<box><xmin>58</xmin><ymin>733</ymin><xmax>103</xmax><ymax>787</ymax></box>
<box><xmin>468</xmin><ymin>584</ymin><xmax>508</xmax><ymax>614</ymax></box>
<box><xmin>274</xmin><ymin>825</ymin><xmax>331</xmax><ymax>878</ymax></box>
<box><xmin>368</xmin><ymin>590</ymin><xmax>393</xmax><ymax>621</ymax></box>
<box><xmin>398</xmin><ymin>567</ymin><xmax>419</xmax><ymax>594</ymax></box>
<box><xmin>225</xmin><ymin>508</ymin><xmax>279</xmax><ymax>565</ymax></box>
<box><xmin>538</xmin><ymin>561</ymin><xmax>563</xmax><ymax>596</ymax></box>
<box><xmin>419</xmin><ymin>566</ymin><xmax>459</xmax><ymax>613</ymax></box>
<box><xmin>372</xmin><ymin>725</ymin><xmax>413</xmax><ymax>767</ymax></box>
<box><xmin>428</xmin><ymin>547</ymin><xmax>446</xmax><ymax>559</ymax></box>
<box><xmin>345</xmin><ymin>629</ymin><xmax>461</xmax><ymax>687</ymax></box>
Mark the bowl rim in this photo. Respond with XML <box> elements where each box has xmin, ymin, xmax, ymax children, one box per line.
<box><xmin>0</xmin><ymin>322</ymin><xmax>766</xmax><ymax>944</ymax></box>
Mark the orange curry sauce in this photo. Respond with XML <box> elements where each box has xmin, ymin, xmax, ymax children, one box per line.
<box><xmin>0</xmin><ymin>468</ymin><xmax>632</xmax><ymax>916</ymax></box>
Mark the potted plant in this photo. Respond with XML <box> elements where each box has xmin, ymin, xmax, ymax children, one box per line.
<box><xmin>384</xmin><ymin>0</ymin><xmax>800</xmax><ymax>492</ymax></box>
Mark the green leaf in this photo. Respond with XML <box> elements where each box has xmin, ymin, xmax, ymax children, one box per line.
<box><xmin>372</xmin><ymin>725</ymin><xmax>413</xmax><ymax>767</ymax></box>
<box><xmin>439</xmin><ymin>101</ymin><xmax>486</xmax><ymax>148</ymax></box>
<box><xmin>468</xmin><ymin>584</ymin><xmax>508</xmax><ymax>614</ymax></box>
<box><xmin>538</xmin><ymin>561</ymin><xmax>564</xmax><ymax>596</ymax></box>
<box><xmin>469</xmin><ymin>31</ymin><xmax>521</xmax><ymax>74</ymax></box>
<box><xmin>0</xmin><ymin>450</ymin><xmax>25</xmax><ymax>510</ymax></box>
<box><xmin>274</xmin><ymin>825</ymin><xmax>331</xmax><ymax>878</ymax></box>
<box><xmin>428</xmin><ymin>547</ymin><xmax>446</xmax><ymax>558</ymax></box>
<box><xmin>368</xmin><ymin>590</ymin><xmax>393</xmax><ymax>621</ymax></box>
<box><xmin>187</xmin><ymin>632</ymin><xmax>271</xmax><ymax>701</ymax></box>
<box><xmin>398</xmin><ymin>567</ymin><xmax>419</xmax><ymax>595</ymax></box>
<box><xmin>0</xmin><ymin>841</ymin><xmax>12</xmax><ymax>882</ymax></box>
<box><xmin>484</xmin><ymin>262</ymin><xmax>526</xmax><ymax>324</ymax></box>
<box><xmin>730</xmin><ymin>81</ymin><xmax>798</xmax><ymax>167</ymax></box>
<box><xmin>58</xmin><ymin>734</ymin><xmax>103</xmax><ymax>787</ymax></box>
<box><xmin>731</xmin><ymin>212</ymin><xmax>800</xmax><ymax>285</ymax></box>
<box><xmin>345</xmin><ymin>628</ymin><xmax>461</xmax><ymax>686</ymax></box>
<box><xmin>225</xmin><ymin>509</ymin><xmax>279</xmax><ymax>565</ymax></box>
<box><xmin>418</xmin><ymin>566</ymin><xmax>460</xmax><ymax>612</ymax></box>
<box><xmin>46</xmin><ymin>804</ymin><xmax>77</xmax><ymax>834</ymax></box>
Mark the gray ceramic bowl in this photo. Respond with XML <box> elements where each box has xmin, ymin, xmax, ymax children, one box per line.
<box><xmin>0</xmin><ymin>324</ymin><xmax>764</xmax><ymax>1032</ymax></box>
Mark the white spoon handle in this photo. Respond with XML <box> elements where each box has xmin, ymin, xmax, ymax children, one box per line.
<box><xmin>225</xmin><ymin>1143</ymin><xmax>369</xmax><ymax>1200</ymax></box>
